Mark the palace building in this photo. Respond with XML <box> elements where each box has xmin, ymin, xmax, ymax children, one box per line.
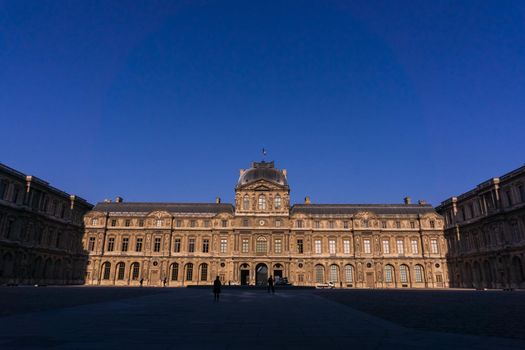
<box><xmin>436</xmin><ymin>165</ymin><xmax>525</xmax><ymax>289</ymax></box>
<box><xmin>0</xmin><ymin>163</ymin><xmax>92</xmax><ymax>285</ymax></box>
<box><xmin>83</xmin><ymin>161</ymin><xmax>448</xmax><ymax>288</ymax></box>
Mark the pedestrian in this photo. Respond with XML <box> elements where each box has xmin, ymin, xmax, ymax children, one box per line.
<box><xmin>139</xmin><ymin>278</ymin><xmax>144</xmax><ymax>287</ymax></box>
<box><xmin>213</xmin><ymin>276</ymin><xmax>221</xmax><ymax>302</ymax></box>
<box><xmin>163</xmin><ymin>277</ymin><xmax>167</xmax><ymax>287</ymax></box>
<box><xmin>267</xmin><ymin>275</ymin><xmax>275</xmax><ymax>294</ymax></box>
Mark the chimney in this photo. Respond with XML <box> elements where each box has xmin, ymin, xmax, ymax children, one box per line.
<box><xmin>216</xmin><ymin>197</ymin><xmax>221</xmax><ymax>204</ymax></box>
<box><xmin>304</xmin><ymin>196</ymin><xmax>311</xmax><ymax>204</ymax></box>
<box><xmin>282</xmin><ymin>169</ymin><xmax>287</xmax><ymax>177</ymax></box>
<box><xmin>115</xmin><ymin>196</ymin><xmax>123</xmax><ymax>203</ymax></box>
<box><xmin>418</xmin><ymin>200</ymin><xmax>427</xmax><ymax>205</ymax></box>
<box><xmin>404</xmin><ymin>196</ymin><xmax>411</xmax><ymax>205</ymax></box>
<box><xmin>104</xmin><ymin>199</ymin><xmax>112</xmax><ymax>203</ymax></box>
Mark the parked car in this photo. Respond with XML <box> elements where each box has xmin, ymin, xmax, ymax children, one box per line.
<box><xmin>315</xmin><ymin>281</ymin><xmax>335</xmax><ymax>289</ymax></box>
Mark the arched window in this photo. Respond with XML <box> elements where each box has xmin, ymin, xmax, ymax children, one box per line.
<box><xmin>258</xmin><ymin>195</ymin><xmax>266</xmax><ymax>210</ymax></box>
<box><xmin>200</xmin><ymin>263</ymin><xmax>208</xmax><ymax>281</ymax></box>
<box><xmin>315</xmin><ymin>265</ymin><xmax>325</xmax><ymax>283</ymax></box>
<box><xmin>102</xmin><ymin>262</ymin><xmax>111</xmax><ymax>280</ymax></box>
<box><xmin>186</xmin><ymin>263</ymin><xmax>193</xmax><ymax>281</ymax></box>
<box><xmin>116</xmin><ymin>262</ymin><xmax>125</xmax><ymax>280</ymax></box>
<box><xmin>171</xmin><ymin>263</ymin><xmax>179</xmax><ymax>281</ymax></box>
<box><xmin>131</xmin><ymin>263</ymin><xmax>140</xmax><ymax>280</ymax></box>
<box><xmin>400</xmin><ymin>265</ymin><xmax>409</xmax><ymax>283</ymax></box>
<box><xmin>274</xmin><ymin>195</ymin><xmax>282</xmax><ymax>209</ymax></box>
<box><xmin>414</xmin><ymin>265</ymin><xmax>424</xmax><ymax>283</ymax></box>
<box><xmin>385</xmin><ymin>265</ymin><xmax>394</xmax><ymax>283</ymax></box>
<box><xmin>344</xmin><ymin>265</ymin><xmax>354</xmax><ymax>282</ymax></box>
<box><xmin>243</xmin><ymin>195</ymin><xmax>250</xmax><ymax>210</ymax></box>
<box><xmin>256</xmin><ymin>237</ymin><xmax>267</xmax><ymax>253</ymax></box>
<box><xmin>329</xmin><ymin>264</ymin><xmax>339</xmax><ymax>283</ymax></box>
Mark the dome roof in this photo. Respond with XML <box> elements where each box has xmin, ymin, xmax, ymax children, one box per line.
<box><xmin>236</xmin><ymin>161</ymin><xmax>288</xmax><ymax>188</ymax></box>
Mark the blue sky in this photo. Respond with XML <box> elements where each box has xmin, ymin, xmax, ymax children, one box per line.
<box><xmin>1</xmin><ymin>1</ymin><xmax>524</xmax><ymax>206</ymax></box>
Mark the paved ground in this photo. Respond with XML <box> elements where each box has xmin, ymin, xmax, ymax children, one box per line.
<box><xmin>0</xmin><ymin>286</ymin><xmax>524</xmax><ymax>349</ymax></box>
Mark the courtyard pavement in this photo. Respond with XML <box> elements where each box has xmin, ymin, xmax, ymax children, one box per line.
<box><xmin>0</xmin><ymin>286</ymin><xmax>524</xmax><ymax>349</ymax></box>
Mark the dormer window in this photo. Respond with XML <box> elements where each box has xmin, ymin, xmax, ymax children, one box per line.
<box><xmin>258</xmin><ymin>195</ymin><xmax>266</xmax><ymax>210</ymax></box>
<box><xmin>274</xmin><ymin>195</ymin><xmax>282</xmax><ymax>209</ymax></box>
<box><xmin>156</xmin><ymin>219</ymin><xmax>162</xmax><ymax>227</ymax></box>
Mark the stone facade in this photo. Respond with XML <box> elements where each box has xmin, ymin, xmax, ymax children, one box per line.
<box><xmin>84</xmin><ymin>161</ymin><xmax>448</xmax><ymax>288</ymax></box>
<box><xmin>0</xmin><ymin>163</ymin><xmax>92</xmax><ymax>285</ymax></box>
<box><xmin>436</xmin><ymin>165</ymin><xmax>525</xmax><ymax>289</ymax></box>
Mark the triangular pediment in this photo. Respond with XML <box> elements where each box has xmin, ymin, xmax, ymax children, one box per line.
<box><xmin>237</xmin><ymin>179</ymin><xmax>287</xmax><ymax>191</ymax></box>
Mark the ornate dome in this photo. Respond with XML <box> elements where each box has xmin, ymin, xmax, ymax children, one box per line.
<box><xmin>236</xmin><ymin>161</ymin><xmax>288</xmax><ymax>188</ymax></box>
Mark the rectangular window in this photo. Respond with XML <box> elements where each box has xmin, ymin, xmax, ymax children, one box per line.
<box><xmin>154</xmin><ymin>237</ymin><xmax>161</xmax><ymax>252</ymax></box>
<box><xmin>329</xmin><ymin>239</ymin><xmax>336</xmax><ymax>254</ymax></box>
<box><xmin>436</xmin><ymin>274</ymin><xmax>443</xmax><ymax>283</ymax></box>
<box><xmin>242</xmin><ymin>239</ymin><xmax>249</xmax><ymax>253</ymax></box>
<box><xmin>506</xmin><ymin>191</ymin><xmax>513</xmax><ymax>206</ymax></box>
<box><xmin>107</xmin><ymin>237</ymin><xmax>115</xmax><ymax>251</ymax></box>
<box><xmin>297</xmin><ymin>239</ymin><xmax>304</xmax><ymax>254</ymax></box>
<box><xmin>190</xmin><ymin>220</ymin><xmax>196</xmax><ymax>228</ymax></box>
<box><xmin>329</xmin><ymin>221</ymin><xmax>335</xmax><ymax>229</ymax></box>
<box><xmin>363</xmin><ymin>239</ymin><xmax>371</xmax><ymax>254</ymax></box>
<box><xmin>396</xmin><ymin>239</ymin><xmax>404</xmax><ymax>254</ymax></box>
<box><xmin>395</xmin><ymin>221</ymin><xmax>401</xmax><ymax>229</ymax></box>
<box><xmin>430</xmin><ymin>220</ymin><xmax>435</xmax><ymax>229</ymax></box>
<box><xmin>343</xmin><ymin>239</ymin><xmax>350</xmax><ymax>254</ymax></box>
<box><xmin>275</xmin><ymin>219</ymin><xmax>281</xmax><ymax>227</ymax></box>
<box><xmin>382</xmin><ymin>240</ymin><xmax>390</xmax><ymax>254</ymax></box>
<box><xmin>220</xmin><ymin>239</ymin><xmax>227</xmax><ymax>253</ymax></box>
<box><xmin>88</xmin><ymin>237</ymin><xmax>95</xmax><ymax>251</ymax></box>
<box><xmin>203</xmin><ymin>239</ymin><xmax>209</xmax><ymax>253</ymax></box>
<box><xmin>111</xmin><ymin>219</ymin><xmax>116</xmax><ymax>227</ymax></box>
<box><xmin>314</xmin><ymin>221</ymin><xmax>320</xmax><ymax>229</ymax></box>
<box><xmin>381</xmin><ymin>221</ymin><xmax>387</xmax><ymax>229</ymax></box>
<box><xmin>411</xmin><ymin>239</ymin><xmax>419</xmax><ymax>254</ymax></box>
<box><xmin>121</xmin><ymin>237</ymin><xmax>129</xmax><ymax>252</ymax></box>
<box><xmin>343</xmin><ymin>221</ymin><xmax>349</xmax><ymax>229</ymax></box>
<box><xmin>363</xmin><ymin>220</ymin><xmax>369</xmax><ymax>228</ymax></box>
<box><xmin>188</xmin><ymin>238</ymin><xmax>195</xmax><ymax>253</ymax></box>
<box><xmin>221</xmin><ymin>220</ymin><xmax>228</xmax><ymax>227</ymax></box>
<box><xmin>431</xmin><ymin>239</ymin><xmax>439</xmax><ymax>254</ymax></box>
<box><xmin>296</xmin><ymin>220</ymin><xmax>303</xmax><ymax>228</ymax></box>
<box><xmin>518</xmin><ymin>185</ymin><xmax>524</xmax><ymax>203</ymax></box>
<box><xmin>139</xmin><ymin>219</ymin><xmax>144</xmax><ymax>227</ymax></box>
<box><xmin>314</xmin><ymin>239</ymin><xmax>322</xmax><ymax>254</ymax></box>
<box><xmin>176</xmin><ymin>220</ymin><xmax>182</xmax><ymax>227</ymax></box>
<box><xmin>136</xmin><ymin>238</ymin><xmax>143</xmax><ymax>252</ymax></box>
<box><xmin>410</xmin><ymin>221</ymin><xmax>415</xmax><ymax>229</ymax></box>
<box><xmin>174</xmin><ymin>238</ymin><xmax>181</xmax><ymax>253</ymax></box>
<box><xmin>243</xmin><ymin>219</ymin><xmax>249</xmax><ymax>227</ymax></box>
<box><xmin>92</xmin><ymin>218</ymin><xmax>98</xmax><ymax>226</ymax></box>
<box><xmin>125</xmin><ymin>219</ymin><xmax>130</xmax><ymax>227</ymax></box>
<box><xmin>156</xmin><ymin>219</ymin><xmax>162</xmax><ymax>227</ymax></box>
<box><xmin>204</xmin><ymin>220</ymin><xmax>210</xmax><ymax>228</ymax></box>
<box><xmin>274</xmin><ymin>239</ymin><xmax>282</xmax><ymax>253</ymax></box>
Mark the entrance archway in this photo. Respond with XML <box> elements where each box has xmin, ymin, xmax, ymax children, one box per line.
<box><xmin>273</xmin><ymin>263</ymin><xmax>283</xmax><ymax>280</ymax></box>
<box><xmin>256</xmin><ymin>263</ymin><xmax>268</xmax><ymax>286</ymax></box>
<box><xmin>240</xmin><ymin>263</ymin><xmax>250</xmax><ymax>286</ymax></box>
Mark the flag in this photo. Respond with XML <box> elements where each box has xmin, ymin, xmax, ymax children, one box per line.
<box><xmin>262</xmin><ymin>148</ymin><xmax>267</xmax><ymax>156</ymax></box>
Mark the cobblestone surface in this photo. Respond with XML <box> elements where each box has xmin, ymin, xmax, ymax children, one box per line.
<box><xmin>0</xmin><ymin>287</ymin><xmax>524</xmax><ymax>349</ymax></box>
<box><xmin>318</xmin><ymin>289</ymin><xmax>525</xmax><ymax>340</ymax></box>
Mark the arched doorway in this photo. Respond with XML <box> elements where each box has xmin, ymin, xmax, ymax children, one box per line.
<box><xmin>256</xmin><ymin>263</ymin><xmax>268</xmax><ymax>286</ymax></box>
<box><xmin>240</xmin><ymin>263</ymin><xmax>250</xmax><ymax>285</ymax></box>
<box><xmin>273</xmin><ymin>263</ymin><xmax>283</xmax><ymax>280</ymax></box>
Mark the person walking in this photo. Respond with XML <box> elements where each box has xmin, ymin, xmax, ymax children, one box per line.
<box><xmin>213</xmin><ymin>276</ymin><xmax>222</xmax><ymax>302</ymax></box>
<box><xmin>267</xmin><ymin>275</ymin><xmax>275</xmax><ymax>294</ymax></box>
<box><xmin>163</xmin><ymin>277</ymin><xmax>167</xmax><ymax>287</ymax></box>
<box><xmin>139</xmin><ymin>278</ymin><xmax>144</xmax><ymax>287</ymax></box>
